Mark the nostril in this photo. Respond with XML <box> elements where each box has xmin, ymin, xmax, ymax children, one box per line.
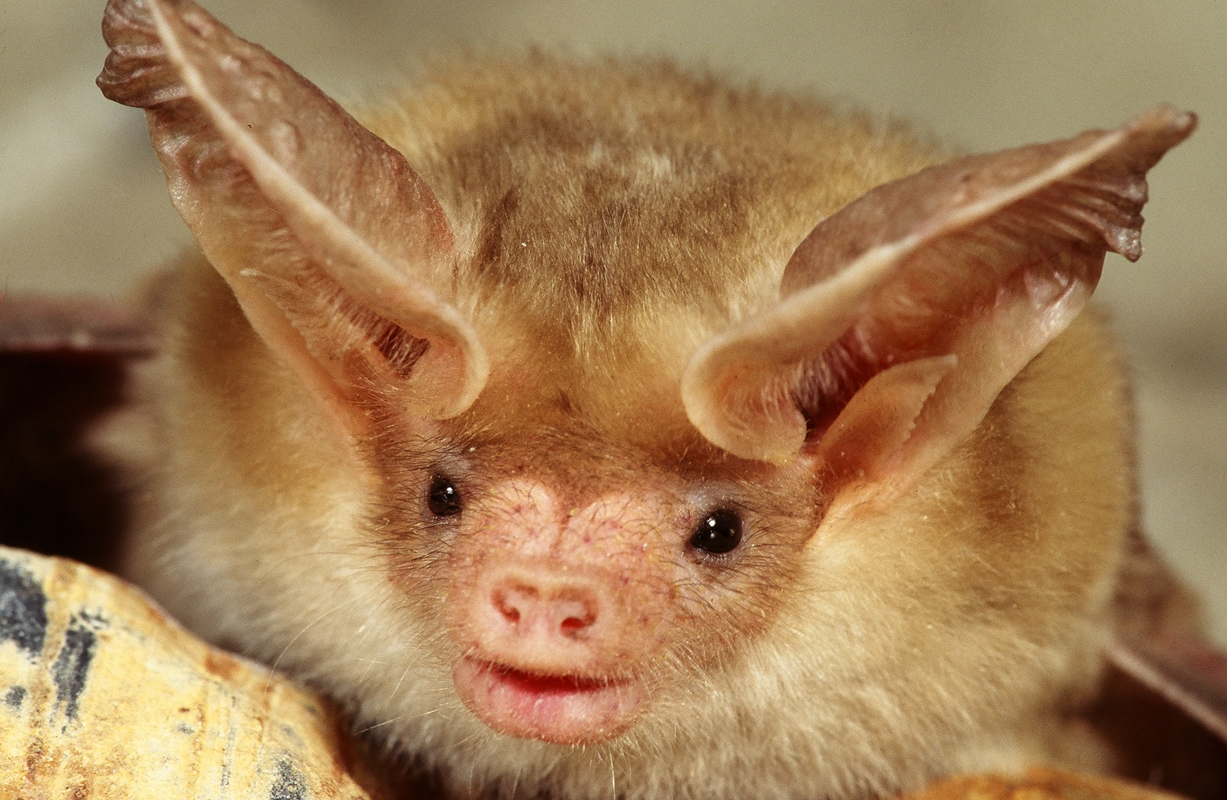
<box><xmin>492</xmin><ymin>585</ymin><xmax>531</xmax><ymax>626</ymax></box>
<box><xmin>487</xmin><ymin>573</ymin><xmax>603</xmax><ymax>639</ymax></box>
<box><xmin>557</xmin><ymin>595</ymin><xmax>597</xmax><ymax>638</ymax></box>
<box><xmin>559</xmin><ymin>614</ymin><xmax>589</xmax><ymax>637</ymax></box>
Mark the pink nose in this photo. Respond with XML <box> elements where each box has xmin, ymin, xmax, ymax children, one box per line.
<box><xmin>488</xmin><ymin>570</ymin><xmax>603</xmax><ymax>642</ymax></box>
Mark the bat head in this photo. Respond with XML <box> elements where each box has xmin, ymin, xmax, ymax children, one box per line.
<box><xmin>98</xmin><ymin>0</ymin><xmax>1196</xmax><ymax>794</ymax></box>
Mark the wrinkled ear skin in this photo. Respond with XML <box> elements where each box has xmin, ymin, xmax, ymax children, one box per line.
<box><xmin>0</xmin><ymin>296</ymin><xmax>153</xmax><ymax>571</ymax></box>
<box><xmin>97</xmin><ymin>0</ymin><xmax>488</xmax><ymax>432</ymax></box>
<box><xmin>682</xmin><ymin>107</ymin><xmax>1196</xmax><ymax>506</ymax></box>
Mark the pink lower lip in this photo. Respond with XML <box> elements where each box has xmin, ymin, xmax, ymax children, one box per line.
<box><xmin>489</xmin><ymin>663</ymin><xmax>608</xmax><ymax>694</ymax></box>
<box><xmin>453</xmin><ymin>657</ymin><xmax>647</xmax><ymax>745</ymax></box>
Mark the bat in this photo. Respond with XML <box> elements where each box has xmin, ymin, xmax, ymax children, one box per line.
<box><xmin>87</xmin><ymin>0</ymin><xmax>1225</xmax><ymax>797</ymax></box>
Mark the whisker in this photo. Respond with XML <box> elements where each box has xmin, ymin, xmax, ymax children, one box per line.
<box><xmin>388</xmin><ymin>665</ymin><xmax>412</xmax><ymax>703</ymax></box>
<box><xmin>263</xmin><ymin>593</ymin><xmax>364</xmax><ymax>693</ymax></box>
<box><xmin>355</xmin><ymin>657</ymin><xmax>389</xmax><ymax>683</ymax></box>
<box><xmin>357</xmin><ymin>715</ymin><xmax>408</xmax><ymax>734</ymax></box>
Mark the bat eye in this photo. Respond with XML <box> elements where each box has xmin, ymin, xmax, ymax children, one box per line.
<box><xmin>427</xmin><ymin>475</ymin><xmax>462</xmax><ymax>517</ymax></box>
<box><xmin>689</xmin><ymin>509</ymin><xmax>743</xmax><ymax>555</ymax></box>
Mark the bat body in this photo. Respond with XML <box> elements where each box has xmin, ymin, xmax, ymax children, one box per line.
<box><xmin>94</xmin><ymin>0</ymin><xmax>1207</xmax><ymax>798</ymax></box>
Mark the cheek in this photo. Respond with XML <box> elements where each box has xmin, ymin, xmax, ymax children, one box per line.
<box><xmin>375</xmin><ymin>512</ymin><xmax>462</xmax><ymax>627</ymax></box>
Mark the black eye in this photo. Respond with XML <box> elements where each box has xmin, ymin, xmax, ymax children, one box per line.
<box><xmin>690</xmin><ymin>509</ymin><xmax>743</xmax><ymax>555</ymax></box>
<box><xmin>427</xmin><ymin>475</ymin><xmax>462</xmax><ymax>517</ymax></box>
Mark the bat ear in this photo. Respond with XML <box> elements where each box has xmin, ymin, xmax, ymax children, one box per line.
<box><xmin>682</xmin><ymin>107</ymin><xmax>1195</xmax><ymax>495</ymax></box>
<box><xmin>97</xmin><ymin>0</ymin><xmax>487</xmax><ymax>427</ymax></box>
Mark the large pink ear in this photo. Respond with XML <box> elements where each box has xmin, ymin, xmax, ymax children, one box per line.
<box><xmin>682</xmin><ymin>107</ymin><xmax>1195</xmax><ymax>492</ymax></box>
<box><xmin>97</xmin><ymin>0</ymin><xmax>487</xmax><ymax>427</ymax></box>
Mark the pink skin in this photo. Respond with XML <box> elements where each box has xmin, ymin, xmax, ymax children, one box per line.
<box><xmin>447</xmin><ymin>480</ymin><xmax>680</xmax><ymax>744</ymax></box>
<box><xmin>452</xmin><ymin>658</ymin><xmax>648</xmax><ymax>744</ymax></box>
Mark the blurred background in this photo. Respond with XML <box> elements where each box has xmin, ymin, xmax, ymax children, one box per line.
<box><xmin>1</xmin><ymin>0</ymin><xmax>1223</xmax><ymax>643</ymax></box>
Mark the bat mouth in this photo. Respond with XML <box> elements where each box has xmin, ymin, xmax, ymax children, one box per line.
<box><xmin>452</xmin><ymin>656</ymin><xmax>647</xmax><ymax>745</ymax></box>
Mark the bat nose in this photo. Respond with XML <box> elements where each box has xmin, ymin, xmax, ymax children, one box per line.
<box><xmin>489</xmin><ymin>570</ymin><xmax>602</xmax><ymax>641</ymax></box>
<box><xmin>450</xmin><ymin>553</ymin><xmax>667</xmax><ymax>675</ymax></box>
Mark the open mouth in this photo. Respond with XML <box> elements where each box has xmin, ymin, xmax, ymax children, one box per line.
<box><xmin>452</xmin><ymin>656</ymin><xmax>647</xmax><ymax>745</ymax></box>
<box><xmin>488</xmin><ymin>663</ymin><xmax>611</xmax><ymax>694</ymax></box>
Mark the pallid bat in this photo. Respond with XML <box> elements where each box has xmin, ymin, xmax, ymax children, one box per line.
<box><xmin>93</xmin><ymin>0</ymin><xmax>1217</xmax><ymax>797</ymax></box>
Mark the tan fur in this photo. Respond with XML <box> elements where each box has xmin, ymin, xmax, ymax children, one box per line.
<box><xmin>103</xmin><ymin>55</ymin><xmax>1144</xmax><ymax>800</ymax></box>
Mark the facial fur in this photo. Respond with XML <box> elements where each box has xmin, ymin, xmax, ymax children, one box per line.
<box><xmin>96</xmin><ymin>1</ymin><xmax>1192</xmax><ymax>797</ymax></box>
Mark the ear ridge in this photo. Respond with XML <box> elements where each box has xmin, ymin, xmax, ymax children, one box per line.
<box><xmin>240</xmin><ymin>265</ymin><xmax>442</xmax><ymax>393</ymax></box>
<box><xmin>812</xmin><ymin>355</ymin><xmax>957</xmax><ymax>482</ymax></box>
<box><xmin>680</xmin><ymin>244</ymin><xmax>902</xmax><ymax>461</ymax></box>
<box><xmin>682</xmin><ymin>107</ymin><xmax>1195</xmax><ymax>471</ymax></box>
<box><xmin>98</xmin><ymin>0</ymin><xmax>488</xmax><ymax>420</ymax></box>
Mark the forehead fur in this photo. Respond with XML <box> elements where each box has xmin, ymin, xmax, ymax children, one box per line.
<box><xmin>358</xmin><ymin>55</ymin><xmax>942</xmax><ymax>398</ymax></box>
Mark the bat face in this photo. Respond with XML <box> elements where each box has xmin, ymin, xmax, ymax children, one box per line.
<box><xmin>94</xmin><ymin>0</ymin><xmax>1199</xmax><ymax>797</ymax></box>
<box><xmin>373</xmin><ymin>383</ymin><xmax>826</xmax><ymax>744</ymax></box>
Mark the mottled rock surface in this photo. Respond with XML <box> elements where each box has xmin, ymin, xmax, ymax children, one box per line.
<box><xmin>0</xmin><ymin>545</ymin><xmax>374</xmax><ymax>799</ymax></box>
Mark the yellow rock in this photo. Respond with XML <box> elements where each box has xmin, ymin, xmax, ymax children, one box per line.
<box><xmin>0</xmin><ymin>545</ymin><xmax>373</xmax><ymax>799</ymax></box>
